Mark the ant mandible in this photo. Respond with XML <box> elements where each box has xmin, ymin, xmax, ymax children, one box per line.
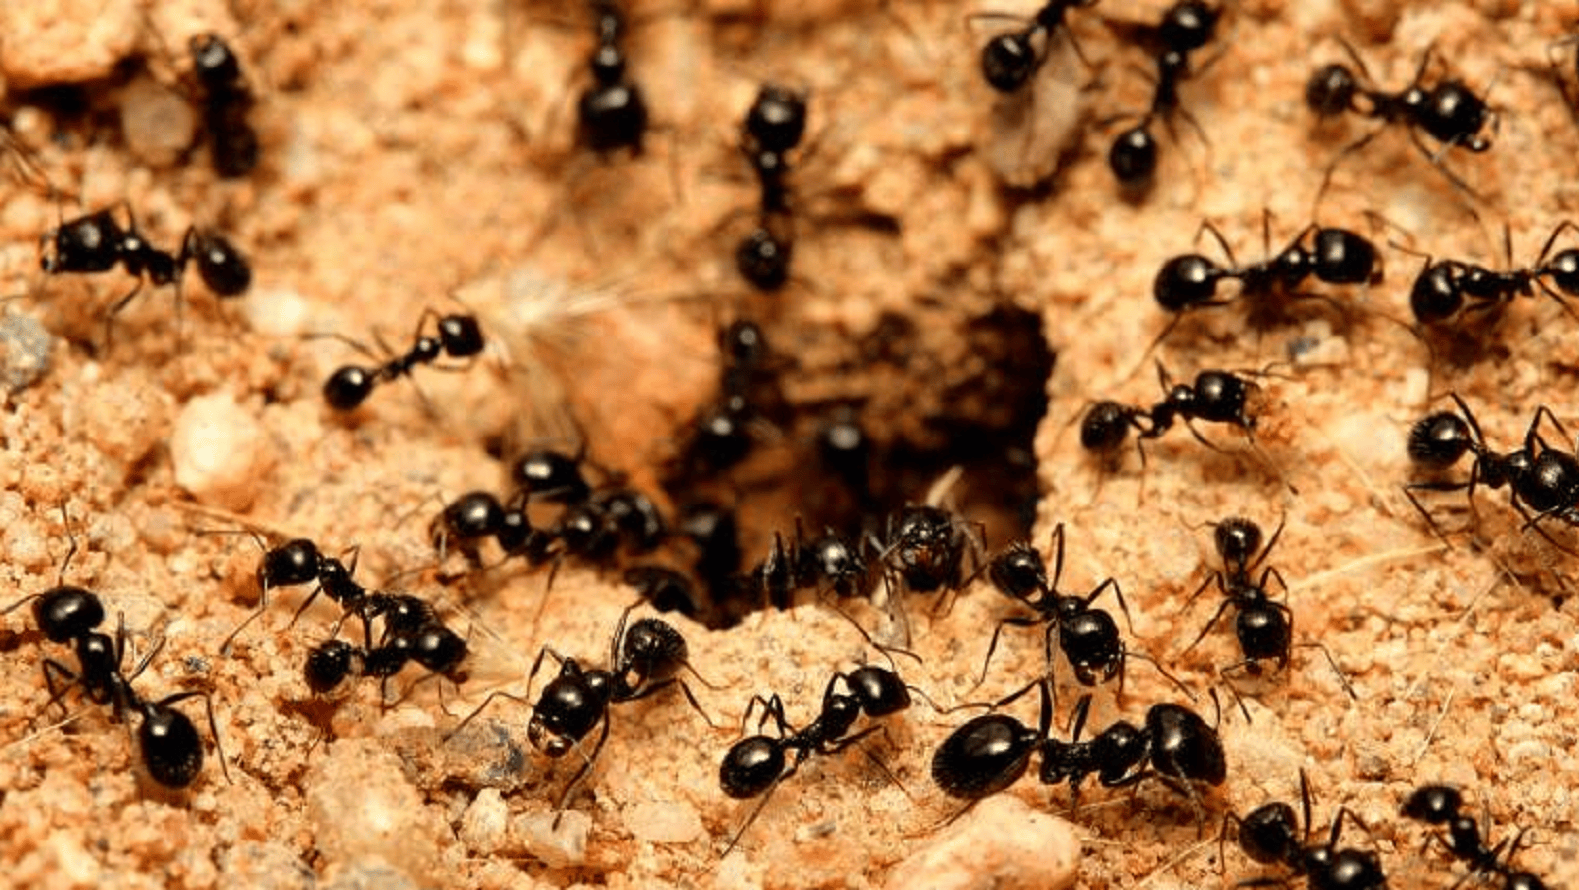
<box><xmin>1222</xmin><ymin>769</ymin><xmax>1387</xmax><ymax>890</ymax></box>
<box><xmin>973</xmin><ymin>0</ymin><xmax>1097</xmax><ymax>92</ymax></box>
<box><xmin>1178</xmin><ymin>515</ymin><xmax>1357</xmax><ymax>698</ymax></box>
<box><xmin>322</xmin><ymin>310</ymin><xmax>484</xmax><ymax>410</ymax></box>
<box><xmin>1401</xmin><ymin>784</ymin><xmax>1548</xmax><ymax>890</ymax></box>
<box><xmin>719</xmin><ymin>665</ymin><xmax>917</xmax><ymax>856</ymax></box>
<box><xmin>1305</xmin><ymin>41</ymin><xmax>1496</xmax><ymax>203</ymax></box>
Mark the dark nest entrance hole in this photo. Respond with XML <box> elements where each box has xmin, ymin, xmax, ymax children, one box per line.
<box><xmin>657</xmin><ymin>302</ymin><xmax>1056</xmax><ymax>628</ymax></box>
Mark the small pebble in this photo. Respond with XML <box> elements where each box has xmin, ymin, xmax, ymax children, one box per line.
<box><xmin>513</xmin><ymin>809</ymin><xmax>590</xmax><ymax>869</ymax></box>
<box><xmin>885</xmin><ymin>795</ymin><xmax>1078</xmax><ymax>890</ymax></box>
<box><xmin>119</xmin><ymin>76</ymin><xmax>198</xmax><ymax>167</ymax></box>
<box><xmin>460</xmin><ymin>789</ymin><xmax>510</xmax><ymax>855</ymax></box>
<box><xmin>0</xmin><ymin>312</ymin><xmax>53</xmax><ymax>396</ymax></box>
<box><xmin>306</xmin><ymin>739</ymin><xmax>441</xmax><ymax>884</ymax></box>
<box><xmin>171</xmin><ymin>393</ymin><xmax>274</xmax><ymax>511</ymax></box>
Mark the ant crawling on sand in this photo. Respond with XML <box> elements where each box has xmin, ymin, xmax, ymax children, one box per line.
<box><xmin>1179</xmin><ymin>515</ymin><xmax>1357</xmax><ymax>698</ymax></box>
<box><xmin>1404</xmin><ymin>394</ymin><xmax>1579</xmax><ymax>550</ymax></box>
<box><xmin>1407</xmin><ymin>222</ymin><xmax>1579</xmax><ymax>328</ymax></box>
<box><xmin>972</xmin><ymin>0</ymin><xmax>1097</xmax><ymax>92</ymax></box>
<box><xmin>321</xmin><ymin>310</ymin><xmax>484</xmax><ymax>410</ymax></box>
<box><xmin>720</xmin><ymin>664</ymin><xmax>921</xmax><ymax>856</ymax></box>
<box><xmin>735</xmin><ymin>84</ymin><xmax>809</xmax><ymax>293</ymax></box>
<box><xmin>40</xmin><ymin>204</ymin><xmax>251</xmax><ymax>343</ymax></box>
<box><xmin>188</xmin><ymin>33</ymin><xmax>259</xmax><ymax>178</ymax></box>
<box><xmin>1105</xmin><ymin>0</ymin><xmax>1222</xmax><ymax>192</ymax></box>
<box><xmin>1080</xmin><ymin>361</ymin><xmax>1293</xmax><ymax>491</ymax></box>
<box><xmin>1222</xmin><ymin>769</ymin><xmax>1386</xmax><ymax>890</ymax></box>
<box><xmin>446</xmin><ymin>605</ymin><xmax>716</xmax><ymax>823</ymax></box>
<box><xmin>576</xmin><ymin>0</ymin><xmax>649</xmax><ymax>154</ymax></box>
<box><xmin>932</xmin><ymin>679</ymin><xmax>1226</xmax><ymax>831</ymax></box>
<box><xmin>1150</xmin><ymin>212</ymin><xmax>1383</xmax><ymax>348</ymax></box>
<box><xmin>1401</xmin><ymin>783</ymin><xmax>1548</xmax><ymax>890</ymax></box>
<box><xmin>3</xmin><ymin>524</ymin><xmax>228</xmax><ymax>789</ymax></box>
<box><xmin>974</xmin><ymin>524</ymin><xmax>1183</xmax><ymax>702</ymax></box>
<box><xmin>1305</xmin><ymin>41</ymin><xmax>1497</xmax><ymax>203</ymax></box>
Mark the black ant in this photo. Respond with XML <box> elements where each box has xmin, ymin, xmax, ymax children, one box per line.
<box><xmin>446</xmin><ymin>606</ymin><xmax>715</xmax><ymax>822</ymax></box>
<box><xmin>1305</xmin><ymin>42</ymin><xmax>1496</xmax><ymax>203</ymax></box>
<box><xmin>675</xmin><ymin>319</ymin><xmax>787</xmax><ymax>476</ymax></box>
<box><xmin>322</xmin><ymin>310</ymin><xmax>484</xmax><ymax>410</ymax></box>
<box><xmin>512</xmin><ymin>446</ymin><xmax>593</xmax><ymax>504</ymax></box>
<box><xmin>304</xmin><ymin>617</ymin><xmax>468</xmax><ymax>704</ymax></box>
<box><xmin>189</xmin><ymin>33</ymin><xmax>259</xmax><ymax>178</ymax></box>
<box><xmin>1401</xmin><ymin>784</ymin><xmax>1547</xmax><ymax>890</ymax></box>
<box><xmin>214</xmin><ymin>534</ymin><xmax>368</xmax><ymax>653</ymax></box>
<box><xmin>1106</xmin><ymin>1</ymin><xmax>1222</xmax><ymax>192</ymax></box>
<box><xmin>41</xmin><ymin>205</ymin><xmax>251</xmax><ymax>342</ymax></box>
<box><xmin>1080</xmin><ymin>362</ymin><xmax>1290</xmax><ymax>490</ymax></box>
<box><xmin>577</xmin><ymin>0</ymin><xmax>648</xmax><ymax>154</ymax></box>
<box><xmin>973</xmin><ymin>0</ymin><xmax>1096</xmax><ymax>92</ymax></box>
<box><xmin>1408</xmin><ymin>223</ymin><xmax>1579</xmax><ymax>327</ymax></box>
<box><xmin>1150</xmin><ymin>214</ymin><xmax>1383</xmax><ymax>347</ymax></box>
<box><xmin>1222</xmin><ymin>769</ymin><xmax>1386</xmax><ymax>890</ymax></box>
<box><xmin>1179</xmin><ymin>516</ymin><xmax>1357</xmax><ymax>698</ymax></box>
<box><xmin>719</xmin><ymin>665</ymin><xmax>917</xmax><ymax>856</ymax></box>
<box><xmin>3</xmin><ymin>530</ymin><xmax>228</xmax><ymax>789</ymax></box>
<box><xmin>623</xmin><ymin>565</ymin><xmax>701</xmax><ymax>617</ymax></box>
<box><xmin>1404</xmin><ymin>394</ymin><xmax>1579</xmax><ymax>549</ymax></box>
<box><xmin>975</xmin><ymin>524</ymin><xmax>1166</xmax><ymax>703</ymax></box>
<box><xmin>736</xmin><ymin>84</ymin><xmax>808</xmax><ymax>292</ymax></box>
<box><xmin>931</xmin><ymin>680</ymin><xmax>1226</xmax><ymax>831</ymax></box>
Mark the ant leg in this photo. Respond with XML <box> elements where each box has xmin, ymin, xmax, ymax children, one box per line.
<box><xmin>442</xmin><ymin>690</ymin><xmax>535</xmax><ymax>744</ymax></box>
<box><xmin>551</xmin><ymin>714</ymin><xmax>612</xmax><ymax>829</ymax></box>
<box><xmin>722</xmin><ymin>770</ymin><xmax>792</xmax><ymax>858</ymax></box>
<box><xmin>1084</xmin><ymin>576</ymin><xmax>1134</xmax><ymax>634</ymax></box>
<box><xmin>1404</xmin><ymin>479</ymin><xmax>1472</xmax><ymax>546</ymax></box>
<box><xmin>1293</xmin><ymin>640</ymin><xmax>1358</xmax><ymax>700</ymax></box>
<box><xmin>1195</xmin><ymin>218</ymin><xmax>1239</xmax><ymax>268</ymax></box>
<box><xmin>39</xmin><ymin>657</ymin><xmax>83</xmax><ymax>721</ymax></box>
<box><xmin>1176</xmin><ymin>572</ymin><xmax>1219</xmax><ymax>616</ymax></box>
<box><xmin>974</xmin><ymin>615</ymin><xmax>1042</xmax><ymax>689</ymax></box>
<box><xmin>156</xmin><ymin>690</ymin><xmax>232</xmax><ymax>782</ymax></box>
<box><xmin>1182</xmin><ymin>594</ymin><xmax>1234</xmax><ymax>655</ymax></box>
<box><xmin>1313</xmin><ymin>125</ymin><xmax>1385</xmax><ymax>214</ymax></box>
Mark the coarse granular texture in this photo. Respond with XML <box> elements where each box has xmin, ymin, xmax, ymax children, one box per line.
<box><xmin>0</xmin><ymin>1</ymin><xmax>1577</xmax><ymax>889</ymax></box>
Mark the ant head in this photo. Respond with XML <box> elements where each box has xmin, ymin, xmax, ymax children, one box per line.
<box><xmin>1305</xmin><ymin>63</ymin><xmax>1359</xmax><ymax>117</ymax></box>
<box><xmin>980</xmin><ymin>33</ymin><xmax>1037</xmax><ymax>93</ymax></box>
<box><xmin>620</xmin><ymin>617</ymin><xmax>687</xmax><ymax>682</ymax></box>
<box><xmin>577</xmin><ymin>81</ymin><xmax>648</xmax><ymax>154</ymax></box>
<box><xmin>745</xmin><ymin>84</ymin><xmax>808</xmax><ymax>155</ymax></box>
<box><xmin>1237</xmin><ymin>801</ymin><xmax>1302</xmax><ymax>864</ymax></box>
<box><xmin>1401</xmin><ymin>783</ymin><xmax>1463</xmax><ymax>824</ymax></box>
<box><xmin>1213</xmin><ymin>516</ymin><xmax>1263</xmax><ymax>567</ymax></box>
<box><xmin>437</xmin><ymin>314</ymin><xmax>484</xmax><ymax>358</ymax></box>
<box><xmin>719</xmin><ymin>319</ymin><xmax>768</xmax><ymax>366</ymax></box>
<box><xmin>189</xmin><ymin>33</ymin><xmax>242</xmax><ymax>84</ymax></box>
<box><xmin>1109</xmin><ymin>125</ymin><xmax>1158</xmax><ymax>191</ymax></box>
<box><xmin>843</xmin><ymin>665</ymin><xmax>911</xmax><ymax>717</ymax></box>
<box><xmin>260</xmin><ymin>537</ymin><xmax>322</xmax><ymax>589</ymax></box>
<box><xmin>28</xmin><ymin>586</ymin><xmax>105</xmax><ymax>644</ymax></box>
<box><xmin>305</xmin><ymin>640</ymin><xmax>356</xmax><ymax>694</ymax></box>
<box><xmin>185</xmin><ymin>230</ymin><xmax>252</xmax><ymax>298</ymax></box>
<box><xmin>1160</xmin><ymin>1</ymin><xmax>1220</xmax><ymax>54</ymax></box>
<box><xmin>987</xmin><ymin>542</ymin><xmax>1047</xmax><ymax>603</ymax></box>
<box><xmin>1154</xmin><ymin>253</ymin><xmax>1223</xmax><ymax>311</ymax></box>
<box><xmin>735</xmin><ymin>226</ymin><xmax>792</xmax><ymax>292</ymax></box>
<box><xmin>1407</xmin><ymin>411</ymin><xmax>1473</xmax><ymax>469</ymax></box>
<box><xmin>1080</xmin><ymin>401</ymin><xmax>1142</xmax><ymax>453</ymax></box>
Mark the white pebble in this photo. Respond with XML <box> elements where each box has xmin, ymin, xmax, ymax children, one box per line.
<box><xmin>119</xmin><ymin>76</ymin><xmax>197</xmax><ymax>167</ymax></box>
<box><xmin>306</xmin><ymin>739</ymin><xmax>441</xmax><ymax>883</ymax></box>
<box><xmin>171</xmin><ymin>394</ymin><xmax>274</xmax><ymax>511</ymax></box>
<box><xmin>460</xmin><ymin>789</ymin><xmax>510</xmax><ymax>855</ymax></box>
<box><xmin>513</xmin><ymin>809</ymin><xmax>590</xmax><ymax>869</ymax></box>
<box><xmin>885</xmin><ymin>795</ymin><xmax>1078</xmax><ymax>890</ymax></box>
